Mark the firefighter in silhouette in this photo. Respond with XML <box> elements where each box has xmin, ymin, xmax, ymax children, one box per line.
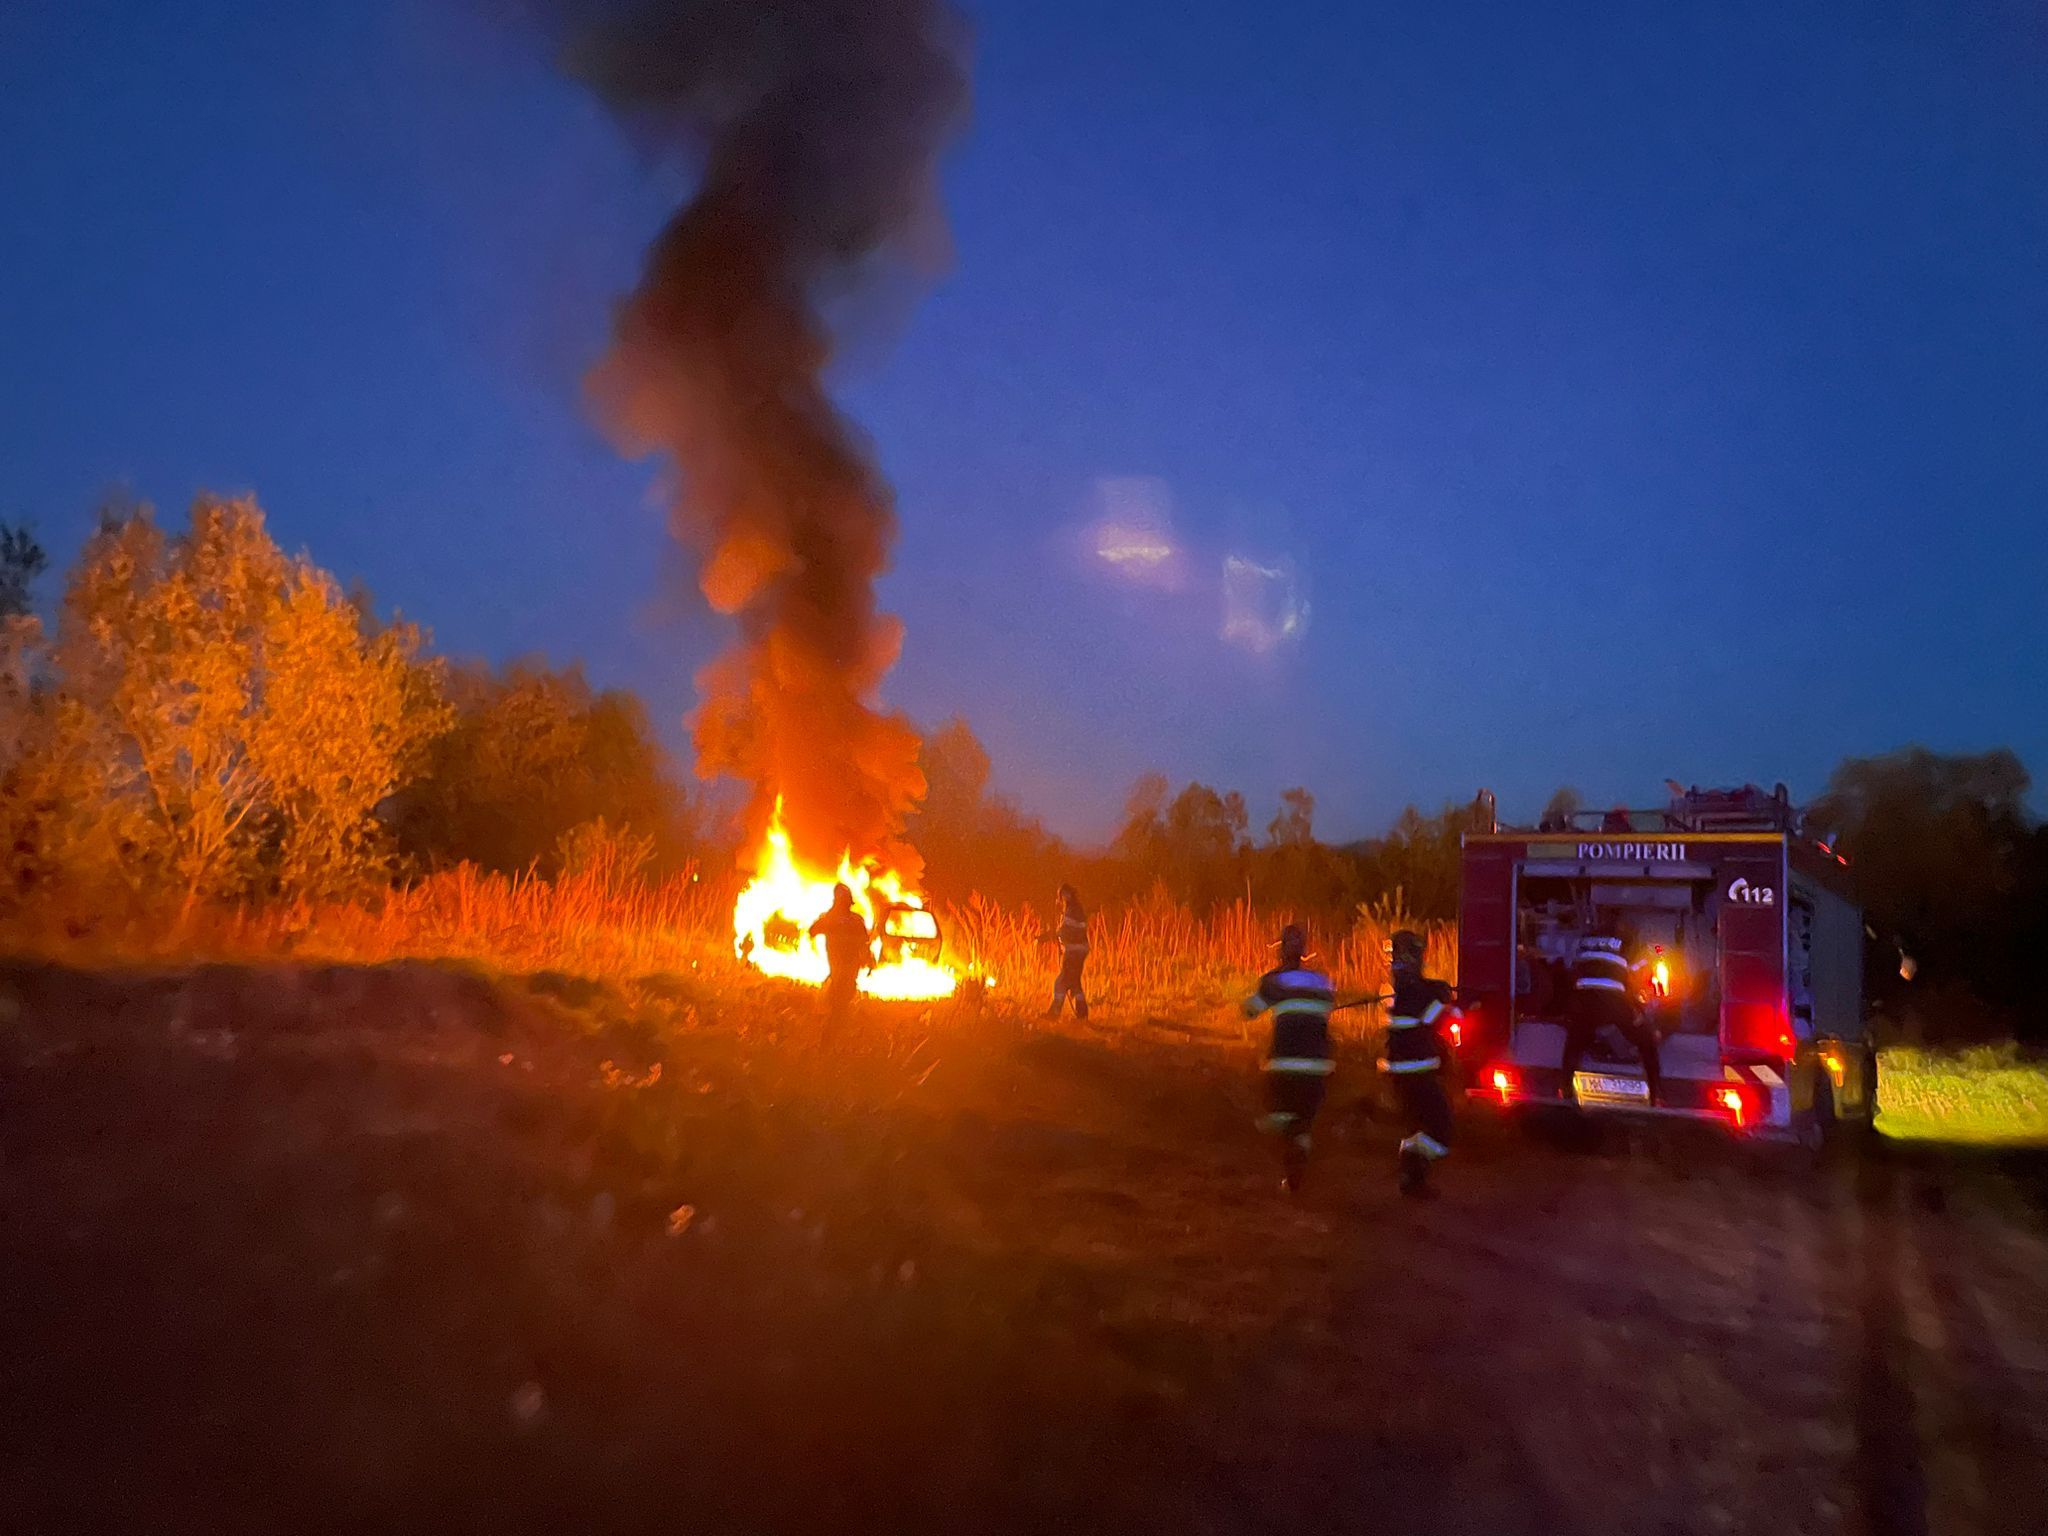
<box><xmin>1040</xmin><ymin>884</ymin><xmax>1090</xmax><ymax>1020</ymax></box>
<box><xmin>1385</xmin><ymin>928</ymin><xmax>1458</xmax><ymax>1197</ymax></box>
<box><xmin>809</xmin><ymin>883</ymin><xmax>872</xmax><ymax>1022</ymax></box>
<box><xmin>1242</xmin><ymin>924</ymin><xmax>1335</xmax><ymax>1193</ymax></box>
<box><xmin>1561</xmin><ymin>918</ymin><xmax>1662</xmax><ymax>1106</ymax></box>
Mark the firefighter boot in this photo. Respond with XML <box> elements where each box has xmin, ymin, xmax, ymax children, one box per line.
<box><xmin>1281</xmin><ymin>1134</ymin><xmax>1310</xmax><ymax>1194</ymax></box>
<box><xmin>1398</xmin><ymin>1143</ymin><xmax>1435</xmax><ymax>1199</ymax></box>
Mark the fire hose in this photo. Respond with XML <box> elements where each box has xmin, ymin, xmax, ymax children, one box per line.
<box><xmin>1329</xmin><ymin>987</ymin><xmax>1479</xmax><ymax>1015</ymax></box>
<box><xmin>1329</xmin><ymin>992</ymin><xmax>1390</xmax><ymax>1014</ymax></box>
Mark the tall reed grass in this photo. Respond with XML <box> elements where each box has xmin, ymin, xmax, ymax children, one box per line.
<box><xmin>8</xmin><ymin>851</ymin><xmax>1458</xmax><ymax>1024</ymax></box>
<box><xmin>950</xmin><ymin>891</ymin><xmax>1457</xmax><ymax>1017</ymax></box>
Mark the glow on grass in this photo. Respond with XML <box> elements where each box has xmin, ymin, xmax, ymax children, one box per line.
<box><xmin>1875</xmin><ymin>1046</ymin><xmax>2048</xmax><ymax>1146</ymax></box>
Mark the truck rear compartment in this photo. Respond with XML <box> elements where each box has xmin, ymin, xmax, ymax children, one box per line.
<box><xmin>1489</xmin><ymin>861</ymin><xmax>1783</xmax><ymax>1131</ymax></box>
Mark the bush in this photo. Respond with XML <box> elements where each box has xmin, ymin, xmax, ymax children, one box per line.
<box><xmin>393</xmin><ymin>659</ymin><xmax>690</xmax><ymax>877</ymax></box>
<box><xmin>1</xmin><ymin>496</ymin><xmax>446</xmax><ymax>922</ymax></box>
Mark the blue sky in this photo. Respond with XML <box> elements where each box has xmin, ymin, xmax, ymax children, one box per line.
<box><xmin>3</xmin><ymin>0</ymin><xmax>2045</xmax><ymax>842</ymax></box>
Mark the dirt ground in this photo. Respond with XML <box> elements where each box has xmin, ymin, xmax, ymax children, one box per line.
<box><xmin>4</xmin><ymin>961</ymin><xmax>2046</xmax><ymax>1535</ymax></box>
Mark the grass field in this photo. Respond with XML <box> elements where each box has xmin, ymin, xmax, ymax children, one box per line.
<box><xmin>1878</xmin><ymin>1045</ymin><xmax>2048</xmax><ymax>1146</ymax></box>
<box><xmin>9</xmin><ymin>862</ymin><xmax>2046</xmax><ymax>1149</ymax></box>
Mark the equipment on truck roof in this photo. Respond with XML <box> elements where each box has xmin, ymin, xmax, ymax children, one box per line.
<box><xmin>1667</xmin><ymin>782</ymin><xmax>1800</xmax><ymax>833</ymax></box>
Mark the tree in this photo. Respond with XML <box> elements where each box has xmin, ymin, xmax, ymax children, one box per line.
<box><xmin>913</xmin><ymin>716</ymin><xmax>993</xmax><ymax>858</ymax></box>
<box><xmin>0</xmin><ymin>523</ymin><xmax>47</xmax><ymax>620</ymax></box>
<box><xmin>1250</xmin><ymin>787</ymin><xmax>1361</xmax><ymax>919</ymax></box>
<box><xmin>1128</xmin><ymin>781</ymin><xmax>1247</xmax><ymax>910</ymax></box>
<box><xmin>250</xmin><ymin>568</ymin><xmax>448</xmax><ymax>900</ymax></box>
<box><xmin>1112</xmin><ymin>773</ymin><xmax>1170</xmax><ymax>858</ymax></box>
<box><xmin>1539</xmin><ymin>785</ymin><xmax>1583</xmax><ymax>831</ymax></box>
<box><xmin>1267</xmin><ymin>786</ymin><xmax>1315</xmax><ymax>847</ymax></box>
<box><xmin>903</xmin><ymin>717</ymin><xmax>1066</xmax><ymax>908</ymax></box>
<box><xmin>5</xmin><ymin>495</ymin><xmax>447</xmax><ymax>915</ymax></box>
<box><xmin>1807</xmin><ymin>746</ymin><xmax>2038</xmax><ymax>1024</ymax></box>
<box><xmin>1354</xmin><ymin>801</ymin><xmax>1486</xmax><ymax>921</ymax></box>
<box><xmin>0</xmin><ymin>523</ymin><xmax>46</xmax><ymax>712</ymax></box>
<box><xmin>393</xmin><ymin>658</ymin><xmax>687</xmax><ymax>876</ymax></box>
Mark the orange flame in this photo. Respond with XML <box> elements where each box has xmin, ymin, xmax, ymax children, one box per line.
<box><xmin>733</xmin><ymin>801</ymin><xmax>956</xmax><ymax>1000</ymax></box>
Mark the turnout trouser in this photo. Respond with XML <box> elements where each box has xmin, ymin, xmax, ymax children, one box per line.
<box><xmin>1391</xmin><ymin>1068</ymin><xmax>1453</xmax><ymax>1162</ymax></box>
<box><xmin>1262</xmin><ymin>1066</ymin><xmax>1329</xmax><ymax>1140</ymax></box>
<box><xmin>1048</xmin><ymin>952</ymin><xmax>1089</xmax><ymax>1019</ymax></box>
<box><xmin>822</xmin><ymin>967</ymin><xmax>860</xmax><ymax>1023</ymax></box>
<box><xmin>1262</xmin><ymin>1061</ymin><xmax>1331</xmax><ymax>1190</ymax></box>
<box><xmin>1561</xmin><ymin>990</ymin><xmax>1661</xmax><ymax>1102</ymax></box>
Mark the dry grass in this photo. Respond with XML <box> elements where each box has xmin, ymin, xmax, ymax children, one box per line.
<box><xmin>3</xmin><ymin>860</ymin><xmax>1458</xmax><ymax>1037</ymax></box>
<box><xmin>206</xmin><ymin>863</ymin><xmax>731</xmax><ymax>977</ymax></box>
<box><xmin>951</xmin><ymin>891</ymin><xmax>1457</xmax><ymax>1021</ymax></box>
<box><xmin>3</xmin><ymin>862</ymin><xmax>728</xmax><ymax>980</ymax></box>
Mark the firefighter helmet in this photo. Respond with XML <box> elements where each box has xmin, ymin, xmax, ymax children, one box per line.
<box><xmin>1390</xmin><ymin>929</ymin><xmax>1424</xmax><ymax>969</ymax></box>
<box><xmin>1274</xmin><ymin>923</ymin><xmax>1308</xmax><ymax>963</ymax></box>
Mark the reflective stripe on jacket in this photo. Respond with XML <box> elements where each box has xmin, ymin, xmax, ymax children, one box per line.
<box><xmin>1383</xmin><ymin>969</ymin><xmax>1454</xmax><ymax>1073</ymax></box>
<box><xmin>1243</xmin><ymin>966</ymin><xmax>1335</xmax><ymax>1071</ymax></box>
<box><xmin>1572</xmin><ymin>936</ymin><xmax>1637</xmax><ymax>1000</ymax></box>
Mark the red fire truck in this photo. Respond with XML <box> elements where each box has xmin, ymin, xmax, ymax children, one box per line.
<box><xmin>1456</xmin><ymin>784</ymin><xmax>1876</xmax><ymax>1145</ymax></box>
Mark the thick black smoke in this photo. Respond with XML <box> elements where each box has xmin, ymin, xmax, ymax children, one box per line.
<box><xmin>547</xmin><ymin>0</ymin><xmax>969</xmax><ymax>876</ymax></box>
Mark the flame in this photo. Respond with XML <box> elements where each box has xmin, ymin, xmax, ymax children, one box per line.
<box><xmin>733</xmin><ymin>801</ymin><xmax>956</xmax><ymax>1000</ymax></box>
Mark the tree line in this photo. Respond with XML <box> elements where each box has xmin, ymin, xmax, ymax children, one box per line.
<box><xmin>912</xmin><ymin>716</ymin><xmax>1530</xmax><ymax>922</ymax></box>
<box><xmin>3</xmin><ymin>495</ymin><xmax>2042</xmax><ymax>1040</ymax></box>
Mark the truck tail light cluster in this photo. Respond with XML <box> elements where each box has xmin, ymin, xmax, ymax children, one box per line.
<box><xmin>1716</xmin><ymin>1085</ymin><xmax>1751</xmax><ymax>1128</ymax></box>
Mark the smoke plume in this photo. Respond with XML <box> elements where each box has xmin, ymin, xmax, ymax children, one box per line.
<box><xmin>547</xmin><ymin>0</ymin><xmax>969</xmax><ymax>876</ymax></box>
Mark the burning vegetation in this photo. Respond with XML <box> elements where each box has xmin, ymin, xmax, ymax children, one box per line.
<box><xmin>553</xmin><ymin>0</ymin><xmax>970</xmax><ymax>995</ymax></box>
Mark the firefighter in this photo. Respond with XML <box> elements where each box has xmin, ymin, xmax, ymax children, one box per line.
<box><xmin>808</xmin><ymin>883</ymin><xmax>872</xmax><ymax>1022</ymax></box>
<box><xmin>1040</xmin><ymin>884</ymin><xmax>1090</xmax><ymax>1020</ymax></box>
<box><xmin>1385</xmin><ymin>928</ymin><xmax>1457</xmax><ymax>1197</ymax></box>
<box><xmin>1561</xmin><ymin>920</ymin><xmax>1663</xmax><ymax>1105</ymax></box>
<box><xmin>1241</xmin><ymin>924</ymin><xmax>1335</xmax><ymax>1193</ymax></box>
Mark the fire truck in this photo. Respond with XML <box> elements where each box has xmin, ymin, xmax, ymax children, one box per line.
<box><xmin>1456</xmin><ymin>784</ymin><xmax>1876</xmax><ymax>1146</ymax></box>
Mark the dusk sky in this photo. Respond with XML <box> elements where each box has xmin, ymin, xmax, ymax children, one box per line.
<box><xmin>4</xmin><ymin>0</ymin><xmax>2044</xmax><ymax>843</ymax></box>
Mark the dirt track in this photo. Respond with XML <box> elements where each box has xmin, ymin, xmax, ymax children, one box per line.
<box><xmin>3</xmin><ymin>961</ymin><xmax>2045</xmax><ymax>1535</ymax></box>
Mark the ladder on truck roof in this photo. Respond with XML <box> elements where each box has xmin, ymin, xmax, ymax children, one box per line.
<box><xmin>1667</xmin><ymin>782</ymin><xmax>1799</xmax><ymax>833</ymax></box>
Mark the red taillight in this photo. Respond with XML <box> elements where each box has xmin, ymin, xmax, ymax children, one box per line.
<box><xmin>1490</xmin><ymin>1067</ymin><xmax>1515</xmax><ymax>1104</ymax></box>
<box><xmin>1449</xmin><ymin>1019</ymin><xmax>1463</xmax><ymax>1049</ymax></box>
<box><xmin>1717</xmin><ymin>1086</ymin><xmax>1747</xmax><ymax>1127</ymax></box>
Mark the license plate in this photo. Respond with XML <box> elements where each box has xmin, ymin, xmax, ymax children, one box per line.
<box><xmin>1574</xmin><ymin>1072</ymin><xmax>1650</xmax><ymax>1104</ymax></box>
